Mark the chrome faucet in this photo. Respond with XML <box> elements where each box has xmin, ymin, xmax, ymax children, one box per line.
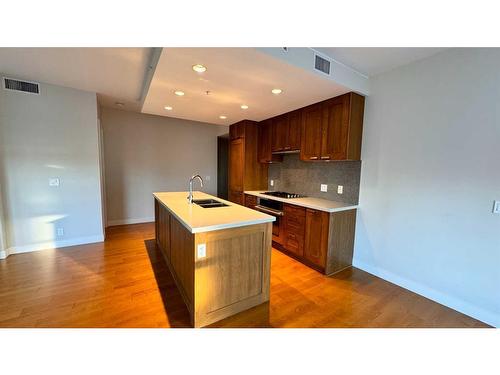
<box><xmin>187</xmin><ymin>174</ymin><xmax>204</xmax><ymax>204</ymax></box>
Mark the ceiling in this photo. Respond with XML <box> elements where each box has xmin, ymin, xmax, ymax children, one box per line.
<box><xmin>0</xmin><ymin>47</ymin><xmax>152</xmax><ymax>111</ymax></box>
<box><xmin>141</xmin><ymin>48</ymin><xmax>351</xmax><ymax>125</ymax></box>
<box><xmin>0</xmin><ymin>47</ymin><xmax>447</xmax><ymax>125</ymax></box>
<box><xmin>316</xmin><ymin>47</ymin><xmax>445</xmax><ymax>77</ymax></box>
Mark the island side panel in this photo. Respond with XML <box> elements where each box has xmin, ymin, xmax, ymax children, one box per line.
<box><xmin>155</xmin><ymin>198</ymin><xmax>195</xmax><ymax>322</ymax></box>
<box><xmin>193</xmin><ymin>223</ymin><xmax>272</xmax><ymax>328</ymax></box>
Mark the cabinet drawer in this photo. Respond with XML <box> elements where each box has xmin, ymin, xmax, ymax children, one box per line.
<box><xmin>285</xmin><ymin>232</ymin><xmax>304</xmax><ymax>256</ymax></box>
<box><xmin>285</xmin><ymin>219</ymin><xmax>305</xmax><ymax>235</ymax></box>
<box><xmin>244</xmin><ymin>194</ymin><xmax>258</xmax><ymax>209</ymax></box>
<box><xmin>284</xmin><ymin>204</ymin><xmax>306</xmax><ymax>217</ymax></box>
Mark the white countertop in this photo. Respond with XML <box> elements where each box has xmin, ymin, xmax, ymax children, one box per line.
<box><xmin>244</xmin><ymin>191</ymin><xmax>358</xmax><ymax>213</ymax></box>
<box><xmin>153</xmin><ymin>191</ymin><xmax>275</xmax><ymax>234</ymax></box>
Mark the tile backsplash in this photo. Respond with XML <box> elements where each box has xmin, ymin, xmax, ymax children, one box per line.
<box><xmin>268</xmin><ymin>153</ymin><xmax>361</xmax><ymax>204</ymax></box>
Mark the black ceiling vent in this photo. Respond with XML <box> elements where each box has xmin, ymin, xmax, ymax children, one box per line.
<box><xmin>3</xmin><ymin>77</ymin><xmax>40</xmax><ymax>94</ymax></box>
<box><xmin>314</xmin><ymin>54</ymin><xmax>331</xmax><ymax>75</ymax></box>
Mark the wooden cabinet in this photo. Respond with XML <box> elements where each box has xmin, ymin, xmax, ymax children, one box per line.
<box><xmin>271</xmin><ymin>115</ymin><xmax>288</xmax><ymax>152</ymax></box>
<box><xmin>287</xmin><ymin>110</ymin><xmax>302</xmax><ymax>151</ymax></box>
<box><xmin>258</xmin><ymin>120</ymin><xmax>282</xmax><ymax>164</ymax></box>
<box><xmin>300</xmin><ymin>92</ymin><xmax>365</xmax><ymax>161</ymax></box>
<box><xmin>244</xmin><ymin>194</ymin><xmax>258</xmax><ymax>209</ymax></box>
<box><xmin>276</xmin><ymin>202</ymin><xmax>357</xmax><ymax>275</ymax></box>
<box><xmin>229</xmin><ymin>138</ymin><xmax>244</xmax><ymax>192</ymax></box>
<box><xmin>303</xmin><ymin>209</ymin><xmax>329</xmax><ymax>268</ymax></box>
<box><xmin>229</xmin><ymin>190</ymin><xmax>244</xmax><ymax>205</ymax></box>
<box><xmin>228</xmin><ymin>120</ymin><xmax>268</xmax><ymax>204</ymax></box>
<box><xmin>283</xmin><ymin>204</ymin><xmax>306</xmax><ymax>257</ymax></box>
<box><xmin>300</xmin><ymin>103</ymin><xmax>324</xmax><ymax>161</ymax></box>
<box><xmin>271</xmin><ymin>111</ymin><xmax>302</xmax><ymax>153</ymax></box>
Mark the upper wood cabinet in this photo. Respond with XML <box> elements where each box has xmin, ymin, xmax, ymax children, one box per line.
<box><xmin>287</xmin><ymin>110</ymin><xmax>302</xmax><ymax>151</ymax></box>
<box><xmin>271</xmin><ymin>111</ymin><xmax>302</xmax><ymax>153</ymax></box>
<box><xmin>301</xmin><ymin>92</ymin><xmax>365</xmax><ymax>161</ymax></box>
<box><xmin>258</xmin><ymin>120</ymin><xmax>282</xmax><ymax>164</ymax></box>
<box><xmin>228</xmin><ymin>120</ymin><xmax>268</xmax><ymax>204</ymax></box>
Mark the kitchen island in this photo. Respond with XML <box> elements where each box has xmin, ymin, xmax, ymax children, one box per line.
<box><xmin>153</xmin><ymin>191</ymin><xmax>275</xmax><ymax>327</ymax></box>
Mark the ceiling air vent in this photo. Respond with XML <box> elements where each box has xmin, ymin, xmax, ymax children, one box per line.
<box><xmin>314</xmin><ymin>54</ymin><xmax>331</xmax><ymax>75</ymax></box>
<box><xmin>3</xmin><ymin>77</ymin><xmax>40</xmax><ymax>94</ymax></box>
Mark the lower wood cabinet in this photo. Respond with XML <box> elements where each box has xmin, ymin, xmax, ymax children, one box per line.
<box><xmin>303</xmin><ymin>209</ymin><xmax>329</xmax><ymax>268</ymax></box>
<box><xmin>279</xmin><ymin>203</ymin><xmax>357</xmax><ymax>275</ymax></box>
<box><xmin>229</xmin><ymin>190</ymin><xmax>244</xmax><ymax>205</ymax></box>
<box><xmin>244</xmin><ymin>194</ymin><xmax>258</xmax><ymax>209</ymax></box>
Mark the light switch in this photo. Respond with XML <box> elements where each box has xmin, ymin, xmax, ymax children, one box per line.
<box><xmin>49</xmin><ymin>178</ymin><xmax>60</xmax><ymax>187</ymax></box>
<box><xmin>337</xmin><ymin>185</ymin><xmax>343</xmax><ymax>194</ymax></box>
<box><xmin>205</xmin><ymin>175</ymin><xmax>211</xmax><ymax>181</ymax></box>
<box><xmin>197</xmin><ymin>243</ymin><xmax>207</xmax><ymax>258</ymax></box>
<box><xmin>320</xmin><ymin>184</ymin><xmax>328</xmax><ymax>192</ymax></box>
<box><xmin>270</xmin><ymin>180</ymin><xmax>274</xmax><ymax>187</ymax></box>
<box><xmin>493</xmin><ymin>200</ymin><xmax>500</xmax><ymax>214</ymax></box>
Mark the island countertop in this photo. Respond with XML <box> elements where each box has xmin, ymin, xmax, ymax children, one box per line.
<box><xmin>244</xmin><ymin>190</ymin><xmax>359</xmax><ymax>213</ymax></box>
<box><xmin>153</xmin><ymin>191</ymin><xmax>275</xmax><ymax>234</ymax></box>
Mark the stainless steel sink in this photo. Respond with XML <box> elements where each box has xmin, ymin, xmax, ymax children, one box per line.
<box><xmin>192</xmin><ymin>199</ymin><xmax>229</xmax><ymax>208</ymax></box>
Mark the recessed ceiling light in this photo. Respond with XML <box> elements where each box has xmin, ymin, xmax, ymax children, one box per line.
<box><xmin>115</xmin><ymin>102</ymin><xmax>125</xmax><ymax>107</ymax></box>
<box><xmin>271</xmin><ymin>88</ymin><xmax>283</xmax><ymax>95</ymax></box>
<box><xmin>164</xmin><ymin>106</ymin><xmax>173</xmax><ymax>111</ymax></box>
<box><xmin>192</xmin><ymin>64</ymin><xmax>207</xmax><ymax>73</ymax></box>
<box><xmin>174</xmin><ymin>90</ymin><xmax>185</xmax><ymax>96</ymax></box>
<box><xmin>240</xmin><ymin>104</ymin><xmax>249</xmax><ymax>110</ymax></box>
<box><xmin>219</xmin><ymin>115</ymin><xmax>227</xmax><ymax>119</ymax></box>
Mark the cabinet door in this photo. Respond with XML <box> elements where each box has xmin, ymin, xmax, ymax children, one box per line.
<box><xmin>287</xmin><ymin>110</ymin><xmax>302</xmax><ymax>151</ymax></box>
<box><xmin>257</xmin><ymin>120</ymin><xmax>280</xmax><ymax>163</ymax></box>
<box><xmin>321</xmin><ymin>95</ymin><xmax>350</xmax><ymax>160</ymax></box>
<box><xmin>229</xmin><ymin>190</ymin><xmax>244</xmax><ymax>205</ymax></box>
<box><xmin>300</xmin><ymin>104</ymin><xmax>323</xmax><ymax>161</ymax></box>
<box><xmin>229</xmin><ymin>138</ymin><xmax>244</xmax><ymax>192</ymax></box>
<box><xmin>271</xmin><ymin>116</ymin><xmax>289</xmax><ymax>152</ymax></box>
<box><xmin>304</xmin><ymin>209</ymin><xmax>329</xmax><ymax>268</ymax></box>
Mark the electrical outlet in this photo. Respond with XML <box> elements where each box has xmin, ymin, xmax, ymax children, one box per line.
<box><xmin>320</xmin><ymin>184</ymin><xmax>328</xmax><ymax>192</ymax></box>
<box><xmin>493</xmin><ymin>200</ymin><xmax>500</xmax><ymax>214</ymax></box>
<box><xmin>270</xmin><ymin>180</ymin><xmax>274</xmax><ymax>187</ymax></box>
<box><xmin>49</xmin><ymin>178</ymin><xmax>60</xmax><ymax>187</ymax></box>
<box><xmin>205</xmin><ymin>175</ymin><xmax>211</xmax><ymax>181</ymax></box>
<box><xmin>337</xmin><ymin>185</ymin><xmax>343</xmax><ymax>194</ymax></box>
<box><xmin>197</xmin><ymin>243</ymin><xmax>207</xmax><ymax>258</ymax></box>
<box><xmin>56</xmin><ymin>227</ymin><xmax>64</xmax><ymax>237</ymax></box>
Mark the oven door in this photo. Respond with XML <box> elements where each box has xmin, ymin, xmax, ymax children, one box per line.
<box><xmin>254</xmin><ymin>204</ymin><xmax>284</xmax><ymax>244</ymax></box>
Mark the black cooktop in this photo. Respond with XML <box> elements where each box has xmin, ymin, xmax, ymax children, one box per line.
<box><xmin>262</xmin><ymin>191</ymin><xmax>304</xmax><ymax>199</ymax></box>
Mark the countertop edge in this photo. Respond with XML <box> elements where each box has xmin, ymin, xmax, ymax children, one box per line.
<box><xmin>244</xmin><ymin>191</ymin><xmax>359</xmax><ymax>213</ymax></box>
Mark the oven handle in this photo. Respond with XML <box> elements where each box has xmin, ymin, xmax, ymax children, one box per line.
<box><xmin>254</xmin><ymin>205</ymin><xmax>284</xmax><ymax>216</ymax></box>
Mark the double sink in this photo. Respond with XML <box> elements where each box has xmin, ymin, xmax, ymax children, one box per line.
<box><xmin>192</xmin><ymin>199</ymin><xmax>229</xmax><ymax>208</ymax></box>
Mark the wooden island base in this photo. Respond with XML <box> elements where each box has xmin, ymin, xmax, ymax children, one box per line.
<box><xmin>155</xmin><ymin>199</ymin><xmax>272</xmax><ymax>327</ymax></box>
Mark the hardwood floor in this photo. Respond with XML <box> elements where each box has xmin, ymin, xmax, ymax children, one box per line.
<box><xmin>0</xmin><ymin>223</ymin><xmax>489</xmax><ymax>328</ymax></box>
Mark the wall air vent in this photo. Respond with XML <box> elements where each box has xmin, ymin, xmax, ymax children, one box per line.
<box><xmin>3</xmin><ymin>77</ymin><xmax>40</xmax><ymax>94</ymax></box>
<box><xmin>314</xmin><ymin>54</ymin><xmax>331</xmax><ymax>75</ymax></box>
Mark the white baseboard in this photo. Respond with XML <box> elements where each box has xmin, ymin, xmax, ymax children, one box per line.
<box><xmin>0</xmin><ymin>248</ymin><xmax>9</xmax><ymax>259</ymax></box>
<box><xmin>5</xmin><ymin>234</ymin><xmax>105</xmax><ymax>258</ymax></box>
<box><xmin>107</xmin><ymin>217</ymin><xmax>154</xmax><ymax>227</ymax></box>
<box><xmin>353</xmin><ymin>258</ymin><xmax>499</xmax><ymax>328</ymax></box>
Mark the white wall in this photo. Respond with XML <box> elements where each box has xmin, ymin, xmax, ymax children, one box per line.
<box><xmin>354</xmin><ymin>48</ymin><xmax>500</xmax><ymax>327</ymax></box>
<box><xmin>0</xmin><ymin>79</ymin><xmax>104</xmax><ymax>256</ymax></box>
<box><xmin>101</xmin><ymin>108</ymin><xmax>228</xmax><ymax>226</ymax></box>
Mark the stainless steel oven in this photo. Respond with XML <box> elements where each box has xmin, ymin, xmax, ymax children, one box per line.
<box><xmin>254</xmin><ymin>198</ymin><xmax>284</xmax><ymax>244</ymax></box>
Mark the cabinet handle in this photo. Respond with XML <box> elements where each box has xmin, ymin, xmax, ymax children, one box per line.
<box><xmin>320</xmin><ymin>156</ymin><xmax>330</xmax><ymax>160</ymax></box>
<box><xmin>309</xmin><ymin>156</ymin><xmax>319</xmax><ymax>160</ymax></box>
<box><xmin>284</xmin><ymin>146</ymin><xmax>291</xmax><ymax>150</ymax></box>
